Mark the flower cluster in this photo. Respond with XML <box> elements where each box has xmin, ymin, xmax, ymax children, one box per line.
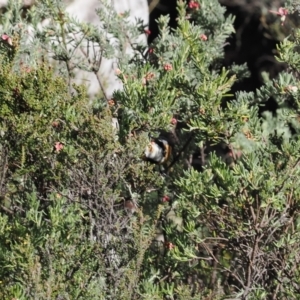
<box><xmin>164</xmin><ymin>63</ymin><xmax>173</xmax><ymax>71</ymax></box>
<box><xmin>188</xmin><ymin>1</ymin><xmax>200</xmax><ymax>10</ymax></box>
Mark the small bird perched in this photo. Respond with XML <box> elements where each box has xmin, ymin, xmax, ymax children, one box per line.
<box><xmin>143</xmin><ymin>137</ymin><xmax>172</xmax><ymax>165</ymax></box>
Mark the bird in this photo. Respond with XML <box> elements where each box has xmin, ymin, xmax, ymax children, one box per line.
<box><xmin>143</xmin><ymin>136</ymin><xmax>172</xmax><ymax>165</ymax></box>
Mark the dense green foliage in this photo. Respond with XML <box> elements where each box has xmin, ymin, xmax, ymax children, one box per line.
<box><xmin>0</xmin><ymin>0</ymin><xmax>300</xmax><ymax>299</ymax></box>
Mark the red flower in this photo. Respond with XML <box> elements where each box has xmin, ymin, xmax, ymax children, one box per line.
<box><xmin>108</xmin><ymin>99</ymin><xmax>115</xmax><ymax>106</ymax></box>
<box><xmin>164</xmin><ymin>241</ymin><xmax>175</xmax><ymax>250</ymax></box>
<box><xmin>52</xmin><ymin>121</ymin><xmax>59</xmax><ymax>128</ymax></box>
<box><xmin>162</xmin><ymin>195</ymin><xmax>170</xmax><ymax>202</ymax></box>
<box><xmin>269</xmin><ymin>7</ymin><xmax>288</xmax><ymax>25</ymax></box>
<box><xmin>142</xmin><ymin>72</ymin><xmax>155</xmax><ymax>86</ymax></box>
<box><xmin>188</xmin><ymin>1</ymin><xmax>200</xmax><ymax>9</ymax></box>
<box><xmin>146</xmin><ymin>72</ymin><xmax>155</xmax><ymax>80</ymax></box>
<box><xmin>148</xmin><ymin>48</ymin><xmax>154</xmax><ymax>54</ymax></box>
<box><xmin>171</xmin><ymin>117</ymin><xmax>177</xmax><ymax>125</ymax></box>
<box><xmin>200</xmin><ymin>34</ymin><xmax>208</xmax><ymax>41</ymax></box>
<box><xmin>1</xmin><ymin>34</ymin><xmax>12</xmax><ymax>46</ymax></box>
<box><xmin>54</xmin><ymin>142</ymin><xmax>64</xmax><ymax>153</ymax></box>
<box><xmin>270</xmin><ymin>7</ymin><xmax>288</xmax><ymax>16</ymax></box>
<box><xmin>144</xmin><ymin>29</ymin><xmax>151</xmax><ymax>35</ymax></box>
<box><xmin>164</xmin><ymin>63</ymin><xmax>173</xmax><ymax>71</ymax></box>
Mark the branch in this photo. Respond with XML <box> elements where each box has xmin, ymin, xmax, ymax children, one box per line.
<box><xmin>166</xmin><ymin>131</ymin><xmax>195</xmax><ymax>171</ymax></box>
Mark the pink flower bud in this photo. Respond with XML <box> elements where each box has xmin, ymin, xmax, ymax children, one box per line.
<box><xmin>1</xmin><ymin>34</ymin><xmax>12</xmax><ymax>46</ymax></box>
<box><xmin>188</xmin><ymin>1</ymin><xmax>200</xmax><ymax>9</ymax></box>
<box><xmin>269</xmin><ymin>7</ymin><xmax>288</xmax><ymax>25</ymax></box>
<box><xmin>54</xmin><ymin>142</ymin><xmax>64</xmax><ymax>153</ymax></box>
<box><xmin>200</xmin><ymin>34</ymin><xmax>208</xmax><ymax>41</ymax></box>
<box><xmin>164</xmin><ymin>241</ymin><xmax>175</xmax><ymax>249</ymax></box>
<box><xmin>164</xmin><ymin>63</ymin><xmax>173</xmax><ymax>71</ymax></box>
<box><xmin>171</xmin><ymin>117</ymin><xmax>177</xmax><ymax>125</ymax></box>
<box><xmin>162</xmin><ymin>195</ymin><xmax>170</xmax><ymax>202</ymax></box>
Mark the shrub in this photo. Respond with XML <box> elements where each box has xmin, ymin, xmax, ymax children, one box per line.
<box><xmin>1</xmin><ymin>0</ymin><xmax>300</xmax><ymax>299</ymax></box>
